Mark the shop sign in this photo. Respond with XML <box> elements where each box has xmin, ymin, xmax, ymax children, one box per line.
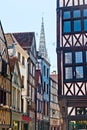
<box><xmin>22</xmin><ymin>115</ymin><xmax>31</xmax><ymax>122</ymax></box>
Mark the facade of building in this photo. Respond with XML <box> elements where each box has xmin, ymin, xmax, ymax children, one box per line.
<box><xmin>41</xmin><ymin>58</ymin><xmax>50</xmax><ymax>130</ymax></box>
<box><xmin>36</xmin><ymin>53</ymin><xmax>50</xmax><ymax>130</ymax></box>
<box><xmin>50</xmin><ymin>72</ymin><xmax>62</xmax><ymax>130</ymax></box>
<box><xmin>0</xmin><ymin>22</ymin><xmax>11</xmax><ymax>129</ymax></box>
<box><xmin>13</xmin><ymin>32</ymin><xmax>37</xmax><ymax>130</ymax></box>
<box><xmin>5</xmin><ymin>33</ymin><xmax>30</xmax><ymax>130</ymax></box>
<box><xmin>57</xmin><ymin>0</ymin><xmax>87</xmax><ymax>129</ymax></box>
<box><xmin>37</xmin><ymin>17</ymin><xmax>50</xmax><ymax>130</ymax></box>
<box><xmin>35</xmin><ymin>70</ymin><xmax>43</xmax><ymax>130</ymax></box>
<box><xmin>9</xmin><ymin>57</ymin><xmax>22</xmax><ymax>130</ymax></box>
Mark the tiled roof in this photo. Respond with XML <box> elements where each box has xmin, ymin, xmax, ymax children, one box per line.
<box><xmin>9</xmin><ymin>57</ymin><xmax>18</xmax><ymax>72</ymax></box>
<box><xmin>50</xmin><ymin>74</ymin><xmax>58</xmax><ymax>83</ymax></box>
<box><xmin>13</xmin><ymin>32</ymin><xmax>35</xmax><ymax>48</ymax></box>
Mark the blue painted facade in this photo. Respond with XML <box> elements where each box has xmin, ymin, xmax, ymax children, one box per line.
<box><xmin>41</xmin><ymin>58</ymin><xmax>50</xmax><ymax>130</ymax></box>
<box><xmin>36</xmin><ymin>51</ymin><xmax>50</xmax><ymax>130</ymax></box>
<box><xmin>41</xmin><ymin>59</ymin><xmax>50</xmax><ymax>102</ymax></box>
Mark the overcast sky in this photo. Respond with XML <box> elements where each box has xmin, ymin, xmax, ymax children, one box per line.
<box><xmin>0</xmin><ymin>0</ymin><xmax>57</xmax><ymax>72</ymax></box>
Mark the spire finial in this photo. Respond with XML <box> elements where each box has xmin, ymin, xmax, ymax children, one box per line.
<box><xmin>42</xmin><ymin>12</ymin><xmax>44</xmax><ymax>25</ymax></box>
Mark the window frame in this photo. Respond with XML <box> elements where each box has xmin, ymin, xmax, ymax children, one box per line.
<box><xmin>63</xmin><ymin>50</ymin><xmax>86</xmax><ymax>82</ymax></box>
<box><xmin>62</xmin><ymin>7</ymin><xmax>87</xmax><ymax>34</ymax></box>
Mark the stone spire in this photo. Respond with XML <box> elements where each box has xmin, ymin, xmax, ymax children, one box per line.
<box><xmin>39</xmin><ymin>17</ymin><xmax>48</xmax><ymax>60</ymax></box>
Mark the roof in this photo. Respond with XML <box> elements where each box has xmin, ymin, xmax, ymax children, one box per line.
<box><xmin>50</xmin><ymin>74</ymin><xmax>58</xmax><ymax>83</ymax></box>
<box><xmin>13</xmin><ymin>32</ymin><xmax>35</xmax><ymax>48</ymax></box>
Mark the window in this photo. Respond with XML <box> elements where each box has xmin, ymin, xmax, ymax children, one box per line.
<box><xmin>75</xmin><ymin>52</ymin><xmax>83</xmax><ymax>63</ymax></box>
<box><xmin>63</xmin><ymin>8</ymin><xmax>87</xmax><ymax>34</ymax></box>
<box><xmin>33</xmin><ymin>66</ymin><xmax>35</xmax><ymax>77</ymax></box>
<box><xmin>75</xmin><ymin>66</ymin><xmax>83</xmax><ymax>79</ymax></box>
<box><xmin>29</xmin><ymin>85</ymin><xmax>31</xmax><ymax>97</ymax></box>
<box><xmin>0</xmin><ymin>90</ymin><xmax>6</xmax><ymax>105</ymax></box>
<box><xmin>65</xmin><ymin>52</ymin><xmax>72</xmax><ymax>64</ymax></box>
<box><xmin>64</xmin><ymin>51</ymin><xmax>85</xmax><ymax>81</ymax></box>
<box><xmin>43</xmin><ymin>101</ymin><xmax>45</xmax><ymax>115</ymax></box>
<box><xmin>37</xmin><ymin>100</ymin><xmax>38</xmax><ymax>112</ymax></box>
<box><xmin>74</xmin><ymin>20</ymin><xmax>81</xmax><ymax>32</ymax></box>
<box><xmin>30</xmin><ymin>63</ymin><xmax>32</xmax><ymax>74</ymax></box>
<box><xmin>38</xmin><ymin>100</ymin><xmax>40</xmax><ymax>112</ymax></box>
<box><xmin>44</xmin><ymin>82</ymin><xmax>46</xmax><ymax>92</ymax></box>
<box><xmin>84</xmin><ymin>19</ymin><xmax>87</xmax><ymax>31</ymax></box>
<box><xmin>32</xmin><ymin>87</ymin><xmax>34</xmax><ymax>101</ymax></box>
<box><xmin>44</xmin><ymin>65</ymin><xmax>46</xmax><ymax>76</ymax></box>
<box><xmin>22</xmin><ymin>56</ymin><xmax>25</xmax><ymax>66</ymax></box>
<box><xmin>47</xmin><ymin>102</ymin><xmax>49</xmax><ymax>116</ymax></box>
<box><xmin>73</xmin><ymin>10</ymin><xmax>81</xmax><ymax>18</ymax></box>
<box><xmin>47</xmin><ymin>84</ymin><xmax>49</xmax><ymax>94</ymax></box>
<box><xmin>47</xmin><ymin>68</ymin><xmax>49</xmax><ymax>78</ymax></box>
<box><xmin>21</xmin><ymin>98</ymin><xmax>23</xmax><ymax>112</ymax></box>
<box><xmin>86</xmin><ymin>51</ymin><xmax>87</xmax><ymax>62</ymax></box>
<box><xmin>14</xmin><ymin>73</ymin><xmax>18</xmax><ymax>85</ymax></box>
<box><xmin>17</xmin><ymin>91</ymin><xmax>20</xmax><ymax>110</ymax></box>
<box><xmin>64</xmin><ymin>21</ymin><xmax>71</xmax><ymax>33</ymax></box>
<box><xmin>63</xmin><ymin>11</ymin><xmax>71</xmax><ymax>19</ymax></box>
<box><xmin>65</xmin><ymin>67</ymin><xmax>73</xmax><ymax>79</ymax></box>
<box><xmin>18</xmin><ymin>52</ymin><xmax>20</xmax><ymax>62</ymax></box>
<box><xmin>3</xmin><ymin>91</ymin><xmax>6</xmax><ymax>105</ymax></box>
<box><xmin>84</xmin><ymin>9</ymin><xmax>87</xmax><ymax>17</ymax></box>
<box><xmin>22</xmin><ymin>75</ymin><xmax>24</xmax><ymax>88</ymax></box>
<box><xmin>2</xmin><ymin>59</ymin><xmax>7</xmax><ymax>75</ymax></box>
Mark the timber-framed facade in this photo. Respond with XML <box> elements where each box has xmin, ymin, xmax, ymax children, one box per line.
<box><xmin>0</xmin><ymin>22</ymin><xmax>11</xmax><ymax>129</ymax></box>
<box><xmin>57</xmin><ymin>0</ymin><xmax>87</xmax><ymax>129</ymax></box>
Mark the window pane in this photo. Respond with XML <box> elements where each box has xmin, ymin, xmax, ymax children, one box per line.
<box><xmin>63</xmin><ymin>11</ymin><xmax>70</xmax><ymax>19</ymax></box>
<box><xmin>86</xmin><ymin>51</ymin><xmax>87</xmax><ymax>62</ymax></box>
<box><xmin>86</xmin><ymin>66</ymin><xmax>87</xmax><ymax>79</ymax></box>
<box><xmin>73</xmin><ymin>10</ymin><xmax>81</xmax><ymax>18</ymax></box>
<box><xmin>76</xmin><ymin>66</ymin><xmax>83</xmax><ymax>79</ymax></box>
<box><xmin>74</xmin><ymin>20</ymin><xmax>81</xmax><ymax>32</ymax></box>
<box><xmin>84</xmin><ymin>19</ymin><xmax>87</xmax><ymax>31</ymax></box>
<box><xmin>84</xmin><ymin>9</ymin><xmax>87</xmax><ymax>17</ymax></box>
<box><xmin>65</xmin><ymin>52</ymin><xmax>72</xmax><ymax>64</ymax></box>
<box><xmin>64</xmin><ymin>21</ymin><xmax>71</xmax><ymax>33</ymax></box>
<box><xmin>65</xmin><ymin>67</ymin><xmax>72</xmax><ymax>79</ymax></box>
<box><xmin>75</xmin><ymin>52</ymin><xmax>83</xmax><ymax>63</ymax></box>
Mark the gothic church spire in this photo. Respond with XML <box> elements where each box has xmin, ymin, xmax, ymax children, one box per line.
<box><xmin>39</xmin><ymin>17</ymin><xmax>48</xmax><ymax>60</ymax></box>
